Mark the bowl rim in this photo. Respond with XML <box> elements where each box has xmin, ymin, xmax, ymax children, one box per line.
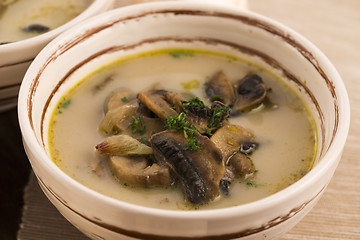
<box><xmin>18</xmin><ymin>1</ymin><xmax>350</xmax><ymax>220</ymax></box>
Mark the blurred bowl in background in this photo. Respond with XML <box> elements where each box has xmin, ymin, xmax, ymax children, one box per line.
<box><xmin>0</xmin><ymin>0</ymin><xmax>114</xmax><ymax>112</ymax></box>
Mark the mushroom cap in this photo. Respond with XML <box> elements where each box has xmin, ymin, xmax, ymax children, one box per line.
<box><xmin>205</xmin><ymin>70</ymin><xmax>236</xmax><ymax>106</ymax></box>
<box><xmin>233</xmin><ymin>74</ymin><xmax>268</xmax><ymax>113</ymax></box>
<box><xmin>151</xmin><ymin>130</ymin><xmax>224</xmax><ymax>204</ymax></box>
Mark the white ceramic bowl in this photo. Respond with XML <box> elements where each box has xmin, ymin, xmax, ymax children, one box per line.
<box><xmin>0</xmin><ymin>0</ymin><xmax>114</xmax><ymax>112</ymax></box>
<box><xmin>18</xmin><ymin>2</ymin><xmax>350</xmax><ymax>240</ymax></box>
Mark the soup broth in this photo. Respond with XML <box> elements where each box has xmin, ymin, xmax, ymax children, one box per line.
<box><xmin>48</xmin><ymin>49</ymin><xmax>317</xmax><ymax>210</ymax></box>
<box><xmin>0</xmin><ymin>0</ymin><xmax>93</xmax><ymax>44</ymax></box>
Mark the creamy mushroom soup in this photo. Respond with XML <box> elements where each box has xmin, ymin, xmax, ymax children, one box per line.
<box><xmin>48</xmin><ymin>49</ymin><xmax>317</xmax><ymax>210</ymax></box>
<box><xmin>0</xmin><ymin>0</ymin><xmax>93</xmax><ymax>44</ymax></box>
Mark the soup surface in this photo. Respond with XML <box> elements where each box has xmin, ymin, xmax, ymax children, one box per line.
<box><xmin>0</xmin><ymin>0</ymin><xmax>93</xmax><ymax>44</ymax></box>
<box><xmin>48</xmin><ymin>49</ymin><xmax>317</xmax><ymax>210</ymax></box>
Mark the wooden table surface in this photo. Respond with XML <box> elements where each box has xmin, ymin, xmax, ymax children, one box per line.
<box><xmin>248</xmin><ymin>1</ymin><xmax>360</xmax><ymax>239</ymax></box>
<box><xmin>0</xmin><ymin>0</ymin><xmax>359</xmax><ymax>239</ymax></box>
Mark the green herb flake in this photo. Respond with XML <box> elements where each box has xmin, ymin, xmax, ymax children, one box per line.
<box><xmin>203</xmin><ymin>127</ymin><xmax>213</xmax><ymax>136</ymax></box>
<box><xmin>140</xmin><ymin>137</ymin><xmax>150</xmax><ymax>146</ymax></box>
<box><xmin>57</xmin><ymin>99</ymin><xmax>71</xmax><ymax>113</ymax></box>
<box><xmin>169</xmin><ymin>50</ymin><xmax>195</xmax><ymax>59</ymax></box>
<box><xmin>121</xmin><ymin>97</ymin><xmax>129</xmax><ymax>103</ymax></box>
<box><xmin>59</xmin><ymin>99</ymin><xmax>71</xmax><ymax>108</ymax></box>
<box><xmin>210</xmin><ymin>95</ymin><xmax>223</xmax><ymax>102</ymax></box>
<box><xmin>244</xmin><ymin>181</ymin><xmax>263</xmax><ymax>188</ymax></box>
<box><xmin>184</xmin><ymin>138</ymin><xmax>200</xmax><ymax>151</ymax></box>
<box><xmin>182</xmin><ymin>97</ymin><xmax>208</xmax><ymax>110</ymax></box>
<box><xmin>165</xmin><ymin>112</ymin><xmax>201</xmax><ymax>151</ymax></box>
<box><xmin>208</xmin><ymin>106</ymin><xmax>231</xmax><ymax>128</ymax></box>
<box><xmin>129</xmin><ymin>116</ymin><xmax>146</xmax><ymax>135</ymax></box>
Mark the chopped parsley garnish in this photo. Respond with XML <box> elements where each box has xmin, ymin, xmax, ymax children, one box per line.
<box><xmin>59</xmin><ymin>99</ymin><xmax>71</xmax><ymax>108</ymax></box>
<box><xmin>57</xmin><ymin>99</ymin><xmax>71</xmax><ymax>114</ymax></box>
<box><xmin>208</xmin><ymin>106</ymin><xmax>231</xmax><ymax>128</ymax></box>
<box><xmin>165</xmin><ymin>113</ymin><xmax>197</xmax><ymax>134</ymax></box>
<box><xmin>184</xmin><ymin>138</ymin><xmax>200</xmax><ymax>151</ymax></box>
<box><xmin>244</xmin><ymin>181</ymin><xmax>263</xmax><ymax>188</ymax></box>
<box><xmin>140</xmin><ymin>137</ymin><xmax>150</xmax><ymax>146</ymax></box>
<box><xmin>121</xmin><ymin>97</ymin><xmax>129</xmax><ymax>103</ymax></box>
<box><xmin>182</xmin><ymin>97</ymin><xmax>230</xmax><ymax>130</ymax></box>
<box><xmin>182</xmin><ymin>97</ymin><xmax>208</xmax><ymax>110</ymax></box>
<box><xmin>210</xmin><ymin>95</ymin><xmax>223</xmax><ymax>102</ymax></box>
<box><xmin>165</xmin><ymin>112</ymin><xmax>200</xmax><ymax>151</ymax></box>
<box><xmin>129</xmin><ymin>116</ymin><xmax>146</xmax><ymax>135</ymax></box>
<box><xmin>203</xmin><ymin>127</ymin><xmax>213</xmax><ymax>136</ymax></box>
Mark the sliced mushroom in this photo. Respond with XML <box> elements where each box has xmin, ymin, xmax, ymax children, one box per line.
<box><xmin>229</xmin><ymin>153</ymin><xmax>256</xmax><ymax>178</ymax></box>
<box><xmin>151</xmin><ymin>130</ymin><xmax>224</xmax><ymax>204</ymax></box>
<box><xmin>96</xmin><ymin>134</ymin><xmax>153</xmax><ymax>155</ymax></box>
<box><xmin>211</xmin><ymin>124</ymin><xmax>257</xmax><ymax>194</ymax></box>
<box><xmin>102</xmin><ymin>89</ymin><xmax>167</xmax><ymax>141</ymax></box>
<box><xmin>207</xmin><ymin>101</ymin><xmax>231</xmax><ymax>129</ymax></box>
<box><xmin>137</xmin><ymin>101</ymin><xmax>158</xmax><ymax>118</ymax></box>
<box><xmin>205</xmin><ymin>71</ymin><xmax>236</xmax><ymax>106</ymax></box>
<box><xmin>184</xmin><ymin>100</ymin><xmax>230</xmax><ymax>133</ymax></box>
<box><xmin>183</xmin><ymin>99</ymin><xmax>212</xmax><ymax>133</ymax></box>
<box><xmin>210</xmin><ymin>124</ymin><xmax>255</xmax><ymax>161</ymax></box>
<box><xmin>233</xmin><ymin>74</ymin><xmax>269</xmax><ymax>113</ymax></box>
<box><xmin>99</xmin><ymin>100</ymin><xmax>139</xmax><ymax>134</ymax></box>
<box><xmin>239</xmin><ymin>141</ymin><xmax>258</xmax><ymax>155</ymax></box>
<box><xmin>137</xmin><ymin>89</ymin><xmax>179</xmax><ymax>119</ymax></box>
<box><xmin>106</xmin><ymin>90</ymin><xmax>136</xmax><ymax>112</ymax></box>
<box><xmin>114</xmin><ymin>114</ymin><xmax>165</xmax><ymax>141</ymax></box>
<box><xmin>109</xmin><ymin>156</ymin><xmax>173</xmax><ymax>188</ymax></box>
<box><xmin>22</xmin><ymin>24</ymin><xmax>50</xmax><ymax>33</ymax></box>
<box><xmin>164</xmin><ymin>91</ymin><xmax>185</xmax><ymax>113</ymax></box>
<box><xmin>219</xmin><ymin>168</ymin><xmax>235</xmax><ymax>196</ymax></box>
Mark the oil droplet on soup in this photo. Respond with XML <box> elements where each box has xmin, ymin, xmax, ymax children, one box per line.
<box><xmin>0</xmin><ymin>0</ymin><xmax>93</xmax><ymax>44</ymax></box>
<box><xmin>48</xmin><ymin>49</ymin><xmax>317</xmax><ymax>210</ymax></box>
